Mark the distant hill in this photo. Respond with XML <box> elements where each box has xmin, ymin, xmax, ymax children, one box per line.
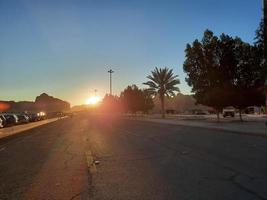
<box><xmin>69</xmin><ymin>93</ymin><xmax>213</xmax><ymax>114</ymax></box>
<box><xmin>35</xmin><ymin>93</ymin><xmax>70</xmax><ymax>112</ymax></box>
<box><xmin>0</xmin><ymin>93</ymin><xmax>70</xmax><ymax>113</ymax></box>
<box><xmin>152</xmin><ymin>93</ymin><xmax>213</xmax><ymax>114</ymax></box>
<box><xmin>71</xmin><ymin>104</ymin><xmax>88</xmax><ymax>112</ymax></box>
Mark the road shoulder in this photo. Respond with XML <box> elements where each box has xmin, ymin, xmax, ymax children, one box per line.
<box><xmin>126</xmin><ymin>117</ymin><xmax>267</xmax><ymax>137</ymax></box>
<box><xmin>0</xmin><ymin>118</ymin><xmax>62</xmax><ymax>140</ymax></box>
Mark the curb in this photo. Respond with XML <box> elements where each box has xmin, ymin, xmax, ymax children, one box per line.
<box><xmin>0</xmin><ymin>117</ymin><xmax>66</xmax><ymax>142</ymax></box>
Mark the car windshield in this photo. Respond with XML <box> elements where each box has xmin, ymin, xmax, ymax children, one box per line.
<box><xmin>0</xmin><ymin>1</ymin><xmax>266</xmax><ymax>199</ymax></box>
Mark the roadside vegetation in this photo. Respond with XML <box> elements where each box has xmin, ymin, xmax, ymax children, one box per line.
<box><xmin>97</xmin><ymin>20</ymin><xmax>266</xmax><ymax>121</ymax></box>
<box><xmin>1</xmin><ymin>21</ymin><xmax>265</xmax><ymax>123</ymax></box>
<box><xmin>144</xmin><ymin>67</ymin><xmax>180</xmax><ymax>118</ymax></box>
<box><xmin>183</xmin><ymin>20</ymin><xmax>266</xmax><ymax>121</ymax></box>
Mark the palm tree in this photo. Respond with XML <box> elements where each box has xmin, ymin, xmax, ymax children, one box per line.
<box><xmin>144</xmin><ymin>67</ymin><xmax>180</xmax><ymax>118</ymax></box>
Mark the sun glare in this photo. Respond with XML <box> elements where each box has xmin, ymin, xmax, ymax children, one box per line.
<box><xmin>86</xmin><ymin>96</ymin><xmax>101</xmax><ymax>105</ymax></box>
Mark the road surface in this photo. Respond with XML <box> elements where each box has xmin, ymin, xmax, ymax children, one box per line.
<box><xmin>0</xmin><ymin>114</ymin><xmax>267</xmax><ymax>200</ymax></box>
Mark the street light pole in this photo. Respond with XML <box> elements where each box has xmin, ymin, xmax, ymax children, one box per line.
<box><xmin>108</xmin><ymin>69</ymin><xmax>114</xmax><ymax>95</ymax></box>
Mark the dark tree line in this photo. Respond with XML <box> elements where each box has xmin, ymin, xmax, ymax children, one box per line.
<box><xmin>100</xmin><ymin>67</ymin><xmax>180</xmax><ymax>117</ymax></box>
<box><xmin>183</xmin><ymin>21</ymin><xmax>266</xmax><ymax>121</ymax></box>
<box><xmin>120</xmin><ymin>85</ymin><xmax>154</xmax><ymax>114</ymax></box>
<box><xmin>100</xmin><ymin>85</ymin><xmax>154</xmax><ymax>114</ymax></box>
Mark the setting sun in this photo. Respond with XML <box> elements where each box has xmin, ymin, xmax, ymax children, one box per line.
<box><xmin>85</xmin><ymin>96</ymin><xmax>101</xmax><ymax>105</ymax></box>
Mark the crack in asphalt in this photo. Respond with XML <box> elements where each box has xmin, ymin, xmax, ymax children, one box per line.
<box><xmin>63</xmin><ymin>142</ymin><xmax>78</xmax><ymax>170</ymax></box>
<box><xmin>201</xmin><ymin>173</ymin><xmax>267</xmax><ymax>200</ymax></box>
<box><xmin>230</xmin><ymin>174</ymin><xmax>267</xmax><ymax>200</ymax></box>
<box><xmin>69</xmin><ymin>191</ymin><xmax>83</xmax><ymax>200</ymax></box>
<box><xmin>120</xmin><ymin>129</ymin><xmax>266</xmax><ymax>199</ymax></box>
<box><xmin>87</xmin><ymin>172</ymin><xmax>94</xmax><ymax>199</ymax></box>
<box><xmin>99</xmin><ymin>154</ymin><xmax>166</xmax><ymax>162</ymax></box>
<box><xmin>124</xmin><ymin>129</ymin><xmax>255</xmax><ymax>175</ymax></box>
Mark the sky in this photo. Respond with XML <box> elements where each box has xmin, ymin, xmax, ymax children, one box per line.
<box><xmin>0</xmin><ymin>0</ymin><xmax>263</xmax><ymax>106</ymax></box>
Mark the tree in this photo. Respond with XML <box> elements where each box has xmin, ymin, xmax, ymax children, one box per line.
<box><xmin>231</xmin><ymin>39</ymin><xmax>266</xmax><ymax>120</ymax></box>
<box><xmin>183</xmin><ymin>30</ymin><xmax>229</xmax><ymax>121</ymax></box>
<box><xmin>100</xmin><ymin>94</ymin><xmax>121</xmax><ymax>113</ymax></box>
<box><xmin>120</xmin><ymin>85</ymin><xmax>154</xmax><ymax>114</ymax></box>
<box><xmin>141</xmin><ymin>89</ymin><xmax>154</xmax><ymax>114</ymax></box>
<box><xmin>254</xmin><ymin>19</ymin><xmax>264</xmax><ymax>50</ymax></box>
<box><xmin>254</xmin><ymin>19</ymin><xmax>267</xmax><ymax>103</ymax></box>
<box><xmin>183</xmin><ymin>29</ymin><xmax>266</xmax><ymax>121</ymax></box>
<box><xmin>143</xmin><ymin>67</ymin><xmax>180</xmax><ymax>118</ymax></box>
<box><xmin>120</xmin><ymin>85</ymin><xmax>142</xmax><ymax>113</ymax></box>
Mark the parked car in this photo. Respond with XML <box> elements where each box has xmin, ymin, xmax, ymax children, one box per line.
<box><xmin>0</xmin><ymin>115</ymin><xmax>7</xmax><ymax>128</ymax></box>
<box><xmin>3</xmin><ymin>114</ymin><xmax>19</xmax><ymax>126</ymax></box>
<box><xmin>37</xmin><ymin>112</ymin><xmax>46</xmax><ymax>120</ymax></box>
<box><xmin>16</xmin><ymin>114</ymin><xmax>29</xmax><ymax>124</ymax></box>
<box><xmin>27</xmin><ymin>113</ymin><xmax>40</xmax><ymax>122</ymax></box>
<box><xmin>26</xmin><ymin>114</ymin><xmax>33</xmax><ymax>122</ymax></box>
<box><xmin>196</xmin><ymin>110</ymin><xmax>209</xmax><ymax>115</ymax></box>
<box><xmin>223</xmin><ymin>107</ymin><xmax>235</xmax><ymax>117</ymax></box>
<box><xmin>193</xmin><ymin>109</ymin><xmax>209</xmax><ymax>115</ymax></box>
<box><xmin>0</xmin><ymin>118</ymin><xmax>3</xmax><ymax>128</ymax></box>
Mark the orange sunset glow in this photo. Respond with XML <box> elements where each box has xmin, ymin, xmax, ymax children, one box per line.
<box><xmin>85</xmin><ymin>96</ymin><xmax>101</xmax><ymax>105</ymax></box>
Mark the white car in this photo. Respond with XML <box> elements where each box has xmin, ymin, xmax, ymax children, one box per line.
<box><xmin>223</xmin><ymin>107</ymin><xmax>235</xmax><ymax>117</ymax></box>
<box><xmin>0</xmin><ymin>117</ymin><xmax>3</xmax><ymax>128</ymax></box>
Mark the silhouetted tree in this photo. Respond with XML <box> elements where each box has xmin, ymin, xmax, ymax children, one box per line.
<box><xmin>254</xmin><ymin>19</ymin><xmax>264</xmax><ymax>50</ymax></box>
<box><xmin>120</xmin><ymin>85</ymin><xmax>154</xmax><ymax>114</ymax></box>
<box><xmin>100</xmin><ymin>94</ymin><xmax>121</xmax><ymax>113</ymax></box>
<box><xmin>144</xmin><ymin>67</ymin><xmax>180</xmax><ymax>118</ymax></box>
<box><xmin>183</xmin><ymin>30</ymin><xmax>225</xmax><ymax>120</ymax></box>
<box><xmin>254</xmin><ymin>19</ymin><xmax>267</xmax><ymax>99</ymax></box>
<box><xmin>183</xmin><ymin>29</ymin><xmax>266</xmax><ymax>121</ymax></box>
<box><xmin>141</xmin><ymin>89</ymin><xmax>154</xmax><ymax>114</ymax></box>
<box><xmin>231</xmin><ymin>38</ymin><xmax>266</xmax><ymax>120</ymax></box>
<box><xmin>225</xmin><ymin>22</ymin><xmax>266</xmax><ymax>120</ymax></box>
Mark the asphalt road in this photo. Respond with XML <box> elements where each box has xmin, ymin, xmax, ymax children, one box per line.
<box><xmin>0</xmin><ymin>114</ymin><xmax>267</xmax><ymax>200</ymax></box>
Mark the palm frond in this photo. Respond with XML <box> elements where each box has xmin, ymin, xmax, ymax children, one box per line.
<box><xmin>143</xmin><ymin>67</ymin><xmax>180</xmax><ymax>97</ymax></box>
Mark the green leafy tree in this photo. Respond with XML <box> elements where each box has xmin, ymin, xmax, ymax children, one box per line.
<box><xmin>144</xmin><ymin>67</ymin><xmax>180</xmax><ymax>118</ymax></box>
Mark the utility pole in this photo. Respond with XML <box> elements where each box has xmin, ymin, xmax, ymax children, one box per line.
<box><xmin>108</xmin><ymin>69</ymin><xmax>114</xmax><ymax>95</ymax></box>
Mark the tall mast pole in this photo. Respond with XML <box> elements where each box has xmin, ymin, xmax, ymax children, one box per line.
<box><xmin>108</xmin><ymin>69</ymin><xmax>114</xmax><ymax>95</ymax></box>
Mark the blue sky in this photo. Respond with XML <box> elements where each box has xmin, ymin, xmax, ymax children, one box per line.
<box><xmin>0</xmin><ymin>0</ymin><xmax>263</xmax><ymax>105</ymax></box>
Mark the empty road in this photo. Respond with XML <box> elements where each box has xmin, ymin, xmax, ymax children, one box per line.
<box><xmin>0</xmin><ymin>114</ymin><xmax>267</xmax><ymax>200</ymax></box>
